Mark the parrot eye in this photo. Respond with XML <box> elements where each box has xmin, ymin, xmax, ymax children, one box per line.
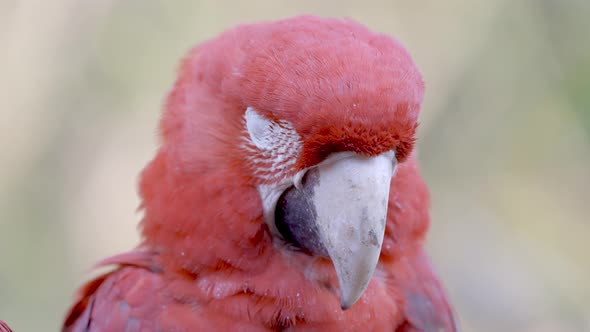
<box><xmin>245</xmin><ymin>107</ymin><xmax>278</xmax><ymax>151</ymax></box>
<box><xmin>244</xmin><ymin>107</ymin><xmax>301</xmax><ymax>155</ymax></box>
<box><xmin>243</xmin><ymin>107</ymin><xmax>303</xmax><ymax>182</ymax></box>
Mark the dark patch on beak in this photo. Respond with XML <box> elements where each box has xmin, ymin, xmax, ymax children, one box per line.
<box><xmin>274</xmin><ymin>169</ymin><xmax>329</xmax><ymax>257</ymax></box>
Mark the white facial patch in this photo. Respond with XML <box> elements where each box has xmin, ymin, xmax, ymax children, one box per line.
<box><xmin>243</xmin><ymin>107</ymin><xmax>302</xmax><ymax>182</ymax></box>
<box><xmin>245</xmin><ymin>107</ymin><xmax>279</xmax><ymax>151</ymax></box>
<box><xmin>243</xmin><ymin>107</ymin><xmax>304</xmax><ymax>236</ymax></box>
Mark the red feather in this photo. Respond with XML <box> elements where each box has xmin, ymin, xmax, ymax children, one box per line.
<box><xmin>0</xmin><ymin>320</ymin><xmax>13</xmax><ymax>332</ymax></box>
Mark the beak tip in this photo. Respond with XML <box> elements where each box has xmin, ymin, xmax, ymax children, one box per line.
<box><xmin>340</xmin><ymin>301</ymin><xmax>352</xmax><ymax>311</ymax></box>
<box><xmin>339</xmin><ymin>289</ymin><xmax>362</xmax><ymax>311</ymax></box>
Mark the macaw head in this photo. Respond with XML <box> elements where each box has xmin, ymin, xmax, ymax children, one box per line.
<box><xmin>139</xmin><ymin>15</ymin><xmax>453</xmax><ymax>328</ymax></box>
<box><xmin>230</xmin><ymin>18</ymin><xmax>422</xmax><ymax>309</ymax></box>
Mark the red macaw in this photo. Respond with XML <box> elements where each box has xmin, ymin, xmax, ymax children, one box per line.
<box><xmin>63</xmin><ymin>15</ymin><xmax>456</xmax><ymax>331</ymax></box>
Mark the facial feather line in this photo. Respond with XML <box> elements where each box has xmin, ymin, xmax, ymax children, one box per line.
<box><xmin>242</xmin><ymin>107</ymin><xmax>303</xmax><ymax>183</ymax></box>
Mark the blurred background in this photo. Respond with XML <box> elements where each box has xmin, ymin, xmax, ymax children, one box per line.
<box><xmin>1</xmin><ymin>0</ymin><xmax>589</xmax><ymax>331</ymax></box>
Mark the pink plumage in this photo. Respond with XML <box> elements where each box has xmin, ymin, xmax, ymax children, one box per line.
<box><xmin>63</xmin><ymin>15</ymin><xmax>455</xmax><ymax>331</ymax></box>
<box><xmin>0</xmin><ymin>320</ymin><xmax>12</xmax><ymax>332</ymax></box>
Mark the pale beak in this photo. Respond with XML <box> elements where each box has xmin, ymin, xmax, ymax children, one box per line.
<box><xmin>275</xmin><ymin>151</ymin><xmax>396</xmax><ymax>309</ymax></box>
